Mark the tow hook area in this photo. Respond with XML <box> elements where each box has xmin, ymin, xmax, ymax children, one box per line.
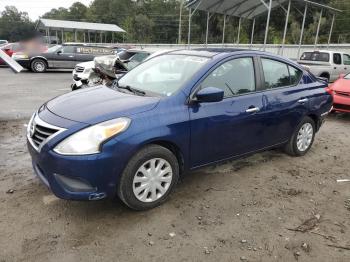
<box><xmin>89</xmin><ymin>192</ymin><xmax>107</xmax><ymax>201</ymax></box>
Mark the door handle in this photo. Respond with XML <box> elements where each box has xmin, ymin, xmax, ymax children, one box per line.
<box><xmin>246</xmin><ymin>107</ymin><xmax>260</xmax><ymax>113</ymax></box>
<box><xmin>298</xmin><ymin>98</ymin><xmax>309</xmax><ymax>104</ymax></box>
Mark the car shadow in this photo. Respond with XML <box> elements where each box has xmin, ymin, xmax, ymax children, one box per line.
<box><xmin>327</xmin><ymin>112</ymin><xmax>350</xmax><ymax>122</ymax></box>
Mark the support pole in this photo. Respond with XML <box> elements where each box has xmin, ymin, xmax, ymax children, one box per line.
<box><xmin>83</xmin><ymin>31</ymin><xmax>86</xmax><ymax>43</ymax></box>
<box><xmin>222</xmin><ymin>14</ymin><xmax>226</xmax><ymax>47</ymax></box>
<box><xmin>327</xmin><ymin>13</ymin><xmax>335</xmax><ymax>49</ymax></box>
<box><xmin>61</xmin><ymin>29</ymin><xmax>64</xmax><ymax>44</ymax></box>
<box><xmin>178</xmin><ymin>0</ymin><xmax>183</xmax><ymax>44</ymax></box>
<box><xmin>188</xmin><ymin>8</ymin><xmax>192</xmax><ymax>48</ymax></box>
<box><xmin>88</xmin><ymin>31</ymin><xmax>90</xmax><ymax>43</ymax></box>
<box><xmin>281</xmin><ymin>0</ymin><xmax>291</xmax><ymax>56</ymax></box>
<box><xmin>263</xmin><ymin>0</ymin><xmax>272</xmax><ymax>51</ymax></box>
<box><xmin>100</xmin><ymin>32</ymin><xmax>102</xmax><ymax>43</ymax></box>
<box><xmin>297</xmin><ymin>3</ymin><xmax>308</xmax><ymax>59</ymax></box>
<box><xmin>314</xmin><ymin>9</ymin><xmax>323</xmax><ymax>48</ymax></box>
<box><xmin>55</xmin><ymin>30</ymin><xmax>58</xmax><ymax>44</ymax></box>
<box><xmin>74</xmin><ymin>30</ymin><xmax>77</xmax><ymax>42</ymax></box>
<box><xmin>112</xmin><ymin>32</ymin><xmax>114</xmax><ymax>43</ymax></box>
<box><xmin>237</xmin><ymin>17</ymin><xmax>242</xmax><ymax>45</ymax></box>
<box><xmin>205</xmin><ymin>11</ymin><xmax>210</xmax><ymax>47</ymax></box>
<box><xmin>250</xmin><ymin>18</ymin><xmax>255</xmax><ymax>49</ymax></box>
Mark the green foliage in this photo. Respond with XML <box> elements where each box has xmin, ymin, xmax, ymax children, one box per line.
<box><xmin>0</xmin><ymin>0</ymin><xmax>350</xmax><ymax>44</ymax></box>
<box><xmin>0</xmin><ymin>6</ymin><xmax>36</xmax><ymax>41</ymax></box>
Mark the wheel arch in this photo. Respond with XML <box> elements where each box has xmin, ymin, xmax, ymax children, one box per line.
<box><xmin>306</xmin><ymin>113</ymin><xmax>320</xmax><ymax>131</ymax></box>
<box><xmin>144</xmin><ymin>140</ymin><xmax>185</xmax><ymax>175</ymax></box>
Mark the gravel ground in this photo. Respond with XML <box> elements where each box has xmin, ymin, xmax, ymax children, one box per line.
<box><xmin>0</xmin><ymin>69</ymin><xmax>349</xmax><ymax>261</ymax></box>
<box><xmin>0</xmin><ymin>114</ymin><xmax>350</xmax><ymax>262</ymax></box>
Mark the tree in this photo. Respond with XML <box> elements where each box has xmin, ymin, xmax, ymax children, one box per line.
<box><xmin>0</xmin><ymin>6</ymin><xmax>36</xmax><ymax>41</ymax></box>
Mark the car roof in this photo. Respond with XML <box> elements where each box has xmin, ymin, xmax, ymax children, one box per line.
<box><xmin>168</xmin><ymin>48</ymin><xmax>253</xmax><ymax>58</ymax></box>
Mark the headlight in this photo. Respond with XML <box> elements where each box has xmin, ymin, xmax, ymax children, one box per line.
<box><xmin>13</xmin><ymin>54</ymin><xmax>29</xmax><ymax>59</ymax></box>
<box><xmin>54</xmin><ymin>118</ymin><xmax>131</xmax><ymax>155</ymax></box>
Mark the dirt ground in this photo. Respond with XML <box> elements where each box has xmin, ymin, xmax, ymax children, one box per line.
<box><xmin>0</xmin><ymin>114</ymin><xmax>350</xmax><ymax>262</ymax></box>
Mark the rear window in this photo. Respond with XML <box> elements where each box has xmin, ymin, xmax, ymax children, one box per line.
<box><xmin>300</xmin><ymin>52</ymin><xmax>330</xmax><ymax>62</ymax></box>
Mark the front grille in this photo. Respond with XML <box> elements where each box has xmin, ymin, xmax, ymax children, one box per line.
<box><xmin>334</xmin><ymin>103</ymin><xmax>350</xmax><ymax>111</ymax></box>
<box><xmin>75</xmin><ymin>66</ymin><xmax>84</xmax><ymax>73</ymax></box>
<box><xmin>27</xmin><ymin>115</ymin><xmax>64</xmax><ymax>151</ymax></box>
<box><xmin>335</xmin><ymin>91</ymin><xmax>350</xmax><ymax>97</ymax></box>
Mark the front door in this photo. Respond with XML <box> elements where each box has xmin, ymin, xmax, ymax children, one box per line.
<box><xmin>189</xmin><ymin>57</ymin><xmax>270</xmax><ymax>168</ymax></box>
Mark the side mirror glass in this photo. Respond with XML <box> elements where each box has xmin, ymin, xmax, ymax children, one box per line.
<box><xmin>195</xmin><ymin>87</ymin><xmax>224</xmax><ymax>103</ymax></box>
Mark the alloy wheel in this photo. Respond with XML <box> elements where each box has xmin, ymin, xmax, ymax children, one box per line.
<box><xmin>296</xmin><ymin>123</ymin><xmax>314</xmax><ymax>152</ymax></box>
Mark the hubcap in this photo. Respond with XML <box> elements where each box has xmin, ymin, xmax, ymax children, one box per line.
<box><xmin>296</xmin><ymin>123</ymin><xmax>313</xmax><ymax>152</ymax></box>
<box><xmin>132</xmin><ymin>158</ymin><xmax>173</xmax><ymax>203</ymax></box>
<box><xmin>35</xmin><ymin>62</ymin><xmax>45</xmax><ymax>72</ymax></box>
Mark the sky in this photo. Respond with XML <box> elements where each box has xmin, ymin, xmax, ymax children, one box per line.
<box><xmin>0</xmin><ymin>0</ymin><xmax>93</xmax><ymax>20</ymax></box>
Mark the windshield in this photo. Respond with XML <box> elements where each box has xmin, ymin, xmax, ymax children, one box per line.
<box><xmin>118</xmin><ymin>54</ymin><xmax>209</xmax><ymax>96</ymax></box>
<box><xmin>47</xmin><ymin>45</ymin><xmax>62</xmax><ymax>53</ymax></box>
<box><xmin>300</xmin><ymin>52</ymin><xmax>330</xmax><ymax>62</ymax></box>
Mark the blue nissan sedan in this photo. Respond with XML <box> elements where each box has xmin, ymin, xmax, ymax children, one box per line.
<box><xmin>27</xmin><ymin>49</ymin><xmax>332</xmax><ymax>210</ymax></box>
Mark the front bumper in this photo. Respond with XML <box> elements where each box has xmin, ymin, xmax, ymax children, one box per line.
<box><xmin>14</xmin><ymin>59</ymin><xmax>30</xmax><ymax>68</ymax></box>
<box><xmin>26</xmin><ymin>112</ymin><xmax>129</xmax><ymax>201</ymax></box>
<box><xmin>333</xmin><ymin>93</ymin><xmax>350</xmax><ymax>112</ymax></box>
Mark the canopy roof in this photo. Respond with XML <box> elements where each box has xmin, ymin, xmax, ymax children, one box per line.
<box><xmin>37</xmin><ymin>18</ymin><xmax>125</xmax><ymax>33</ymax></box>
<box><xmin>186</xmin><ymin>0</ymin><xmax>341</xmax><ymax>19</ymax></box>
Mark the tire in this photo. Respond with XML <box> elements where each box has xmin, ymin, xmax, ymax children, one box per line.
<box><xmin>117</xmin><ymin>145</ymin><xmax>179</xmax><ymax>211</ymax></box>
<box><xmin>31</xmin><ymin>59</ymin><xmax>47</xmax><ymax>73</ymax></box>
<box><xmin>284</xmin><ymin>116</ymin><xmax>316</xmax><ymax>157</ymax></box>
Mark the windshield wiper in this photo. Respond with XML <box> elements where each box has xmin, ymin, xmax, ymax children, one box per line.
<box><xmin>113</xmin><ymin>81</ymin><xmax>146</xmax><ymax>96</ymax></box>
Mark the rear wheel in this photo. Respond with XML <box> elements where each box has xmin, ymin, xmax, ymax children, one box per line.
<box><xmin>117</xmin><ymin>145</ymin><xmax>179</xmax><ymax>210</ymax></box>
<box><xmin>31</xmin><ymin>59</ymin><xmax>47</xmax><ymax>73</ymax></box>
<box><xmin>284</xmin><ymin>117</ymin><xmax>316</xmax><ymax>157</ymax></box>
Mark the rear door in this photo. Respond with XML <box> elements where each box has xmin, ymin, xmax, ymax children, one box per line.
<box><xmin>189</xmin><ymin>56</ymin><xmax>273</xmax><ymax>167</ymax></box>
<box><xmin>258</xmin><ymin>57</ymin><xmax>309</xmax><ymax>144</ymax></box>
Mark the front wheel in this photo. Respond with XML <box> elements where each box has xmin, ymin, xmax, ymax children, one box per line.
<box><xmin>117</xmin><ymin>145</ymin><xmax>179</xmax><ymax>210</ymax></box>
<box><xmin>284</xmin><ymin>117</ymin><xmax>316</xmax><ymax>157</ymax></box>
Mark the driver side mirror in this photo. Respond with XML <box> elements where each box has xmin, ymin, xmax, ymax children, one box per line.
<box><xmin>56</xmin><ymin>50</ymin><xmax>62</xmax><ymax>55</ymax></box>
<box><xmin>194</xmin><ymin>87</ymin><xmax>224</xmax><ymax>103</ymax></box>
<box><xmin>339</xmin><ymin>73</ymin><xmax>345</xmax><ymax>79</ymax></box>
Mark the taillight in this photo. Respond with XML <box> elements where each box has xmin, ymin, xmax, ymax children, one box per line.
<box><xmin>325</xmin><ymin>87</ymin><xmax>334</xmax><ymax>95</ymax></box>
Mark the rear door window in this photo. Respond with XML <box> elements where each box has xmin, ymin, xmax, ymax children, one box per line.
<box><xmin>333</xmin><ymin>53</ymin><xmax>342</xmax><ymax>65</ymax></box>
<box><xmin>262</xmin><ymin>59</ymin><xmax>290</xmax><ymax>89</ymax></box>
<box><xmin>289</xmin><ymin>66</ymin><xmax>303</xmax><ymax>85</ymax></box>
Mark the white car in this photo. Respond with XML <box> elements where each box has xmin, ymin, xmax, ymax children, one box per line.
<box><xmin>71</xmin><ymin>49</ymin><xmax>169</xmax><ymax>89</ymax></box>
<box><xmin>298</xmin><ymin>50</ymin><xmax>350</xmax><ymax>82</ymax></box>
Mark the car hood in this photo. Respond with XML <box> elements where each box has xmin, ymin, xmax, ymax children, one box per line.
<box><xmin>331</xmin><ymin>78</ymin><xmax>350</xmax><ymax>92</ymax></box>
<box><xmin>76</xmin><ymin>60</ymin><xmax>94</xmax><ymax>69</ymax></box>
<box><xmin>46</xmin><ymin>86</ymin><xmax>160</xmax><ymax>124</ymax></box>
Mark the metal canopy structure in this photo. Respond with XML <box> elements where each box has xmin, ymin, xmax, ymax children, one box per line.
<box><xmin>36</xmin><ymin>19</ymin><xmax>126</xmax><ymax>44</ymax></box>
<box><xmin>185</xmin><ymin>0</ymin><xmax>341</xmax><ymax>56</ymax></box>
